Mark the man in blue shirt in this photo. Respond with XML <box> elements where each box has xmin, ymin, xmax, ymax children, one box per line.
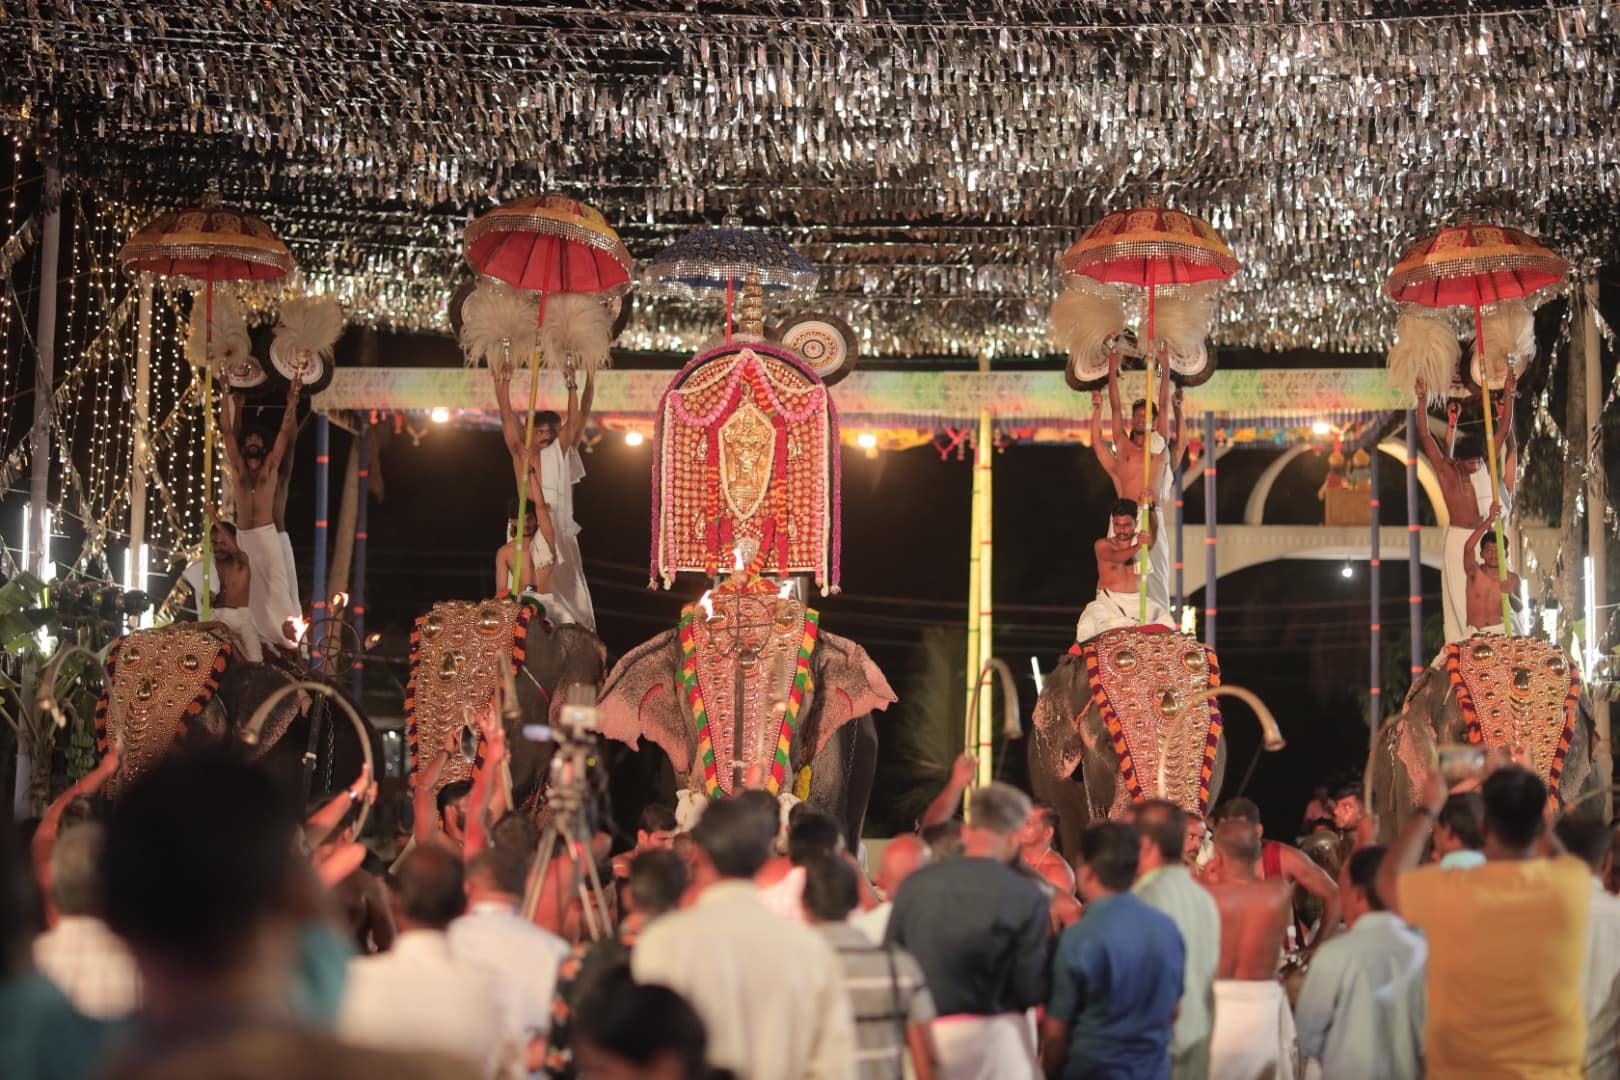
<box><xmin>1041</xmin><ymin>822</ymin><xmax>1185</xmax><ymax>1080</ymax></box>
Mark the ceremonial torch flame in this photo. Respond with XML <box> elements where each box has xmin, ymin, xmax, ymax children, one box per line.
<box><xmin>285</xmin><ymin>615</ymin><xmax>309</xmax><ymax>643</ymax></box>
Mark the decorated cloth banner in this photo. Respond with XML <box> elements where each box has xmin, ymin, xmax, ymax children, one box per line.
<box><xmin>652</xmin><ymin>344</ymin><xmax>839</xmax><ymax>590</ymax></box>
<box><xmin>314</xmin><ymin>367</ymin><xmax>1407</xmax><ymax>431</ymax></box>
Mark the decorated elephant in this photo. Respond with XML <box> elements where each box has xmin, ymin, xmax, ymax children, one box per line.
<box><xmin>405</xmin><ymin>596</ymin><xmax>606</xmax><ymax>808</ymax></box>
<box><xmin>1368</xmin><ymin>633</ymin><xmax>1599</xmax><ymax>839</ymax></box>
<box><xmin>595</xmin><ymin>567</ymin><xmax>894</xmax><ymax>850</ymax></box>
<box><xmin>1030</xmin><ymin>627</ymin><xmax>1229</xmax><ymax>861</ymax></box>
<box><xmin>93</xmin><ymin>623</ymin><xmax>365</xmax><ymax>798</ymax></box>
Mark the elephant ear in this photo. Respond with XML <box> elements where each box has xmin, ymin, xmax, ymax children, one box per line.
<box><xmin>805</xmin><ymin>631</ymin><xmax>897</xmax><ymax>761</ymax></box>
<box><xmin>1031</xmin><ymin>654</ymin><xmax>1090</xmax><ymax>775</ymax></box>
<box><xmin>596</xmin><ymin>630</ymin><xmax>695</xmax><ymax>775</ymax></box>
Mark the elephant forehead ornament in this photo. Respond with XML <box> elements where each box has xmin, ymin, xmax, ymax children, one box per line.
<box><xmin>681</xmin><ymin>554</ymin><xmax>819</xmax><ymax>798</ymax></box>
<box><xmin>1079</xmin><ymin>627</ymin><xmax>1223</xmax><ymax>817</ymax></box>
<box><xmin>652</xmin><ymin>342</ymin><xmax>839</xmax><ymax>593</ymax></box>
<box><xmin>94</xmin><ymin>627</ymin><xmax>234</xmax><ymax>795</ymax></box>
<box><xmin>406</xmin><ymin>597</ymin><xmax>536</xmax><ymax>794</ymax></box>
<box><xmin>1443</xmin><ymin>633</ymin><xmax>1581</xmax><ymax>793</ymax></box>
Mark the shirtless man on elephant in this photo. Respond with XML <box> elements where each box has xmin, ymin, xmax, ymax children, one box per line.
<box><xmin>1093</xmin><ymin>348</ymin><xmax>1175</xmax><ymax>611</ymax></box>
<box><xmin>1074</xmin><ymin>498</ymin><xmax>1173</xmax><ymax>641</ymax></box>
<box><xmin>1463</xmin><ymin>503</ymin><xmax>1524</xmax><ymax>635</ymax></box>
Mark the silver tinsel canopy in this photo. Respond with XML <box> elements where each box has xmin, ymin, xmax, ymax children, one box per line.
<box><xmin>4</xmin><ymin>2</ymin><xmax>1618</xmax><ymax>360</ymax></box>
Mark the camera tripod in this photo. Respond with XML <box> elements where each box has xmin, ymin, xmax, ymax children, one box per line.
<box><xmin>518</xmin><ymin>717</ymin><xmax>614</xmax><ymax>942</ymax></box>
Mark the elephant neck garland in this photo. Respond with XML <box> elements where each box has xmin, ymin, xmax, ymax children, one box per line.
<box><xmin>94</xmin><ymin>627</ymin><xmax>234</xmax><ymax>795</ymax></box>
<box><xmin>653</xmin><ymin>344</ymin><xmax>840</xmax><ymax>593</ymax></box>
<box><xmin>1073</xmin><ymin>627</ymin><xmax>1224</xmax><ymax>817</ymax></box>
<box><xmin>404</xmin><ymin>596</ymin><xmax>538</xmax><ymax>794</ymax></box>
<box><xmin>677</xmin><ymin>574</ymin><xmax>820</xmax><ymax>799</ymax></box>
<box><xmin>1442</xmin><ymin>634</ymin><xmax>1581</xmax><ymax>795</ymax></box>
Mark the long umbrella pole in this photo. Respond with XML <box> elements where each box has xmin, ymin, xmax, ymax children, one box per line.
<box><xmin>200</xmin><ymin>280</ymin><xmax>215</xmax><ymax>621</ymax></box>
<box><xmin>1471</xmin><ymin>284</ymin><xmax>1513</xmax><ymax>631</ymax></box>
<box><xmin>1140</xmin><ymin>282</ymin><xmax>1156</xmax><ymax>625</ymax></box>
<box><xmin>511</xmin><ymin>292</ymin><xmax>549</xmax><ymax>596</ymax></box>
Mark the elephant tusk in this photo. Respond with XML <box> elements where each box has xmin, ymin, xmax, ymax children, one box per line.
<box><xmin>242</xmin><ymin>680</ymin><xmax>377</xmax><ymax>838</ymax></box>
<box><xmin>967</xmin><ymin>657</ymin><xmax>1023</xmax><ymax>746</ymax></box>
<box><xmin>1155</xmin><ymin>684</ymin><xmax>1285</xmax><ymax>801</ymax></box>
<box><xmin>1552</xmin><ymin>784</ymin><xmax>1620</xmax><ymax>822</ymax></box>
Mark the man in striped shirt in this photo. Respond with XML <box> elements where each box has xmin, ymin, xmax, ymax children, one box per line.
<box><xmin>804</xmin><ymin>854</ymin><xmax>938</xmax><ymax>1080</ymax></box>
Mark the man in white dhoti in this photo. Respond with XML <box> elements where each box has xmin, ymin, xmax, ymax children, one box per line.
<box><xmin>1076</xmin><ymin>499</ymin><xmax>1173</xmax><ymax>642</ymax></box>
<box><xmin>493</xmin><ymin>366</ymin><xmax>596</xmax><ymax>630</ymax></box>
<box><xmin>1200</xmin><ymin>820</ymin><xmax>1299</xmax><ymax>1080</ymax></box>
<box><xmin>1415</xmin><ymin>376</ymin><xmax>1521</xmax><ymax>645</ymax></box>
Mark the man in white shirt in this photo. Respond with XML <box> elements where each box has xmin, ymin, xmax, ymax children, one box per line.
<box><xmin>449</xmin><ymin>846</ymin><xmax>570</xmax><ymax>1060</ymax></box>
<box><xmin>1131</xmin><ymin>799</ymin><xmax>1221</xmax><ymax>1080</ymax></box>
<box><xmin>32</xmin><ymin>823</ymin><xmax>140</xmax><ymax>1019</ymax></box>
<box><xmin>339</xmin><ymin>845</ymin><xmax>525</xmax><ymax>1079</ymax></box>
<box><xmin>632</xmin><ymin>797</ymin><xmax>856</xmax><ymax>1080</ymax></box>
<box><xmin>1295</xmin><ymin>846</ymin><xmax>1427</xmax><ymax>1080</ymax></box>
<box><xmin>1555</xmin><ymin>815</ymin><xmax>1620</xmax><ymax>1079</ymax></box>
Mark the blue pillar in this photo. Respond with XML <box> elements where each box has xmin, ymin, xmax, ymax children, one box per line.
<box><xmin>311</xmin><ymin>414</ymin><xmax>330</xmax><ymax>665</ymax></box>
<box><xmin>350</xmin><ymin>423</ymin><xmax>369</xmax><ymax>701</ymax></box>
<box><xmin>1405</xmin><ymin>411</ymin><xmax>1424</xmax><ymax>680</ymax></box>
<box><xmin>1369</xmin><ymin>443</ymin><xmax>1382</xmax><ymax>749</ymax></box>
<box><xmin>1203</xmin><ymin>412</ymin><xmax>1217</xmax><ymax>649</ymax></box>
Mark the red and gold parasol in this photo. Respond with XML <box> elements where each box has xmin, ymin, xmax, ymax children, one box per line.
<box><xmin>1060</xmin><ymin>200</ymin><xmax>1240</xmax><ymax>624</ymax></box>
<box><xmin>462</xmin><ymin>194</ymin><xmax>632</xmax><ymax>593</ymax></box>
<box><xmin>121</xmin><ymin>193</ymin><xmax>295</xmax><ymax>620</ymax></box>
<box><xmin>1385</xmin><ymin>220</ymin><xmax>1569</xmax><ymax>630</ymax></box>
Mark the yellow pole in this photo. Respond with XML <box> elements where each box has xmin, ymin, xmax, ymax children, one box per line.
<box><xmin>963</xmin><ymin>417</ymin><xmax>983</xmax><ymax>816</ymax></box>
<box><xmin>1140</xmin><ymin>284</ymin><xmax>1156</xmax><ymax>624</ymax></box>
<box><xmin>1471</xmin><ymin>287</ymin><xmax>1513</xmax><ymax>631</ymax></box>
<box><xmin>976</xmin><ymin>408</ymin><xmax>994</xmax><ymax>790</ymax></box>
<box><xmin>199</xmin><ymin>279</ymin><xmax>216</xmax><ymax>621</ymax></box>
<box><xmin>510</xmin><ymin>294</ymin><xmax>548</xmax><ymax>596</ymax></box>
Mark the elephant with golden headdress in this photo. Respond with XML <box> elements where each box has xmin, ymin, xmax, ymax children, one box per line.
<box><xmin>594</xmin><ymin>568</ymin><xmax>894</xmax><ymax>850</ymax></box>
<box><xmin>1030</xmin><ymin>627</ymin><xmax>1235</xmax><ymax>861</ymax></box>
<box><xmin>405</xmin><ymin>596</ymin><xmax>606</xmax><ymax>809</ymax></box>
<box><xmin>1368</xmin><ymin>633</ymin><xmax>1601</xmax><ymax>838</ymax></box>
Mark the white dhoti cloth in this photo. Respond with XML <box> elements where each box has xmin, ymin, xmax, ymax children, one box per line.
<box><xmin>181</xmin><ymin>559</ymin><xmax>220</xmax><ymax>616</ymax></box>
<box><xmin>1147</xmin><ymin>516</ymin><xmax>1172</xmax><ymax>614</ymax></box>
<box><xmin>1209</xmin><ymin>980</ymin><xmax>1298</xmax><ymax>1080</ymax></box>
<box><xmin>236</xmin><ymin>524</ymin><xmax>300</xmax><ymax>654</ymax></box>
<box><xmin>538</xmin><ymin>442</ymin><xmax>595</xmax><ymax>631</ymax></box>
<box><xmin>1076</xmin><ymin>588</ymin><xmax>1175</xmax><ymax>643</ymax></box>
<box><xmin>929</xmin><ymin>1013</ymin><xmax>1040</xmax><ymax>1080</ymax></box>
<box><xmin>276</xmin><ymin>530</ymin><xmax>302</xmax><ymax>620</ymax></box>
<box><xmin>213</xmin><ymin>606</ymin><xmax>263</xmax><ymax>663</ymax></box>
<box><xmin>528</xmin><ymin>529</ymin><xmax>556</xmax><ymax>570</ymax></box>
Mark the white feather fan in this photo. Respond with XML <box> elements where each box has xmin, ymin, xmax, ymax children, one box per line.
<box><xmin>459</xmin><ymin>280</ymin><xmax>539</xmax><ymax>368</ymax></box>
<box><xmin>1150</xmin><ymin>282</ymin><xmax>1220</xmax><ymax>369</ymax></box>
<box><xmin>1049</xmin><ymin>285</ymin><xmax>1126</xmax><ymax>375</ymax></box>
<box><xmin>271</xmin><ymin>295</ymin><xmax>345</xmax><ymax>370</ymax></box>
<box><xmin>537</xmin><ymin>292</ymin><xmax>614</xmax><ymax>375</ymax></box>
<box><xmin>1478</xmin><ymin>298</ymin><xmax>1536</xmax><ymax>376</ymax></box>
<box><xmin>186</xmin><ymin>292</ymin><xmax>251</xmax><ymax>371</ymax></box>
<box><xmin>1387</xmin><ymin>306</ymin><xmax>1460</xmax><ymax>406</ymax></box>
